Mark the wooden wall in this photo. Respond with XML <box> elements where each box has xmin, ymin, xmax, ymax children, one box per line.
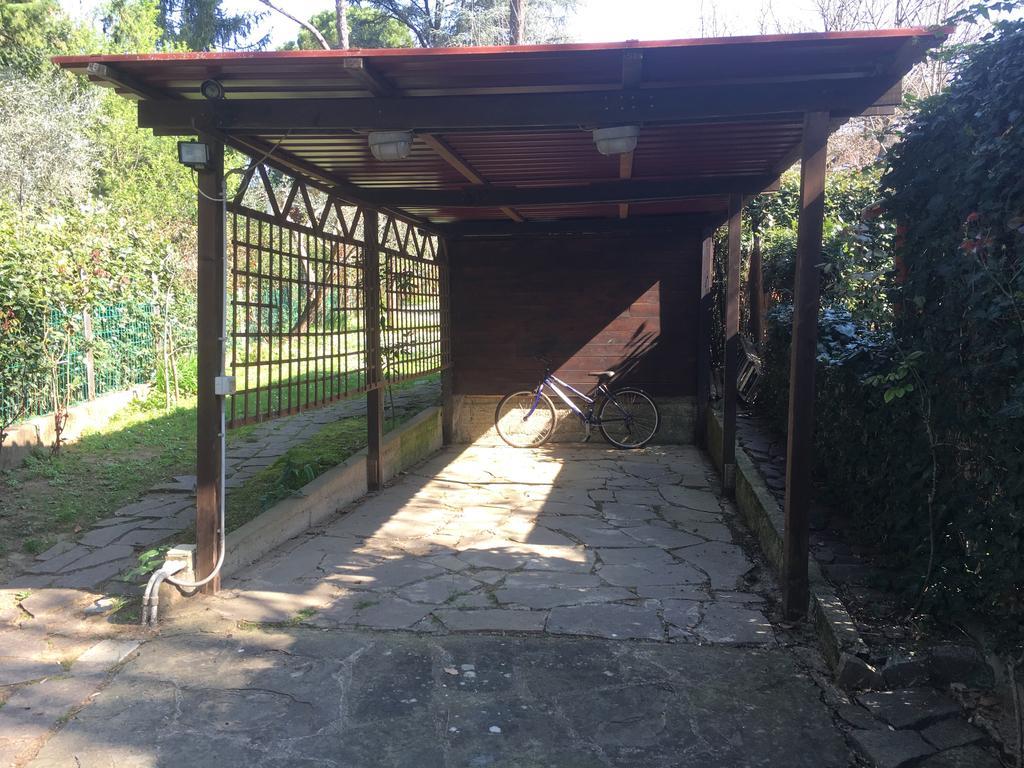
<box><xmin>448</xmin><ymin>230</ymin><xmax>702</xmax><ymax>397</ymax></box>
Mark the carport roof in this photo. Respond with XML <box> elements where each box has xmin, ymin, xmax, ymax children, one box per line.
<box><xmin>55</xmin><ymin>28</ymin><xmax>947</xmax><ymax>233</ymax></box>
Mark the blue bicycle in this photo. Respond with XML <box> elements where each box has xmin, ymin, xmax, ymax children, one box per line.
<box><xmin>494</xmin><ymin>358</ymin><xmax>660</xmax><ymax>449</ymax></box>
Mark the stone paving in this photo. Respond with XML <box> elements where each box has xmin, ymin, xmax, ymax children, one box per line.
<box><xmin>203</xmin><ymin>443</ymin><xmax>775</xmax><ymax>643</ymax></box>
<box><xmin>1</xmin><ymin>440</ymin><xmax>997</xmax><ymax>767</ymax></box>
<box><xmin>8</xmin><ymin>379</ymin><xmax>439</xmax><ymax>591</ymax></box>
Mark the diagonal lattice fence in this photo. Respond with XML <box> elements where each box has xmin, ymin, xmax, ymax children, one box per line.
<box><xmin>225</xmin><ymin>160</ymin><xmax>447</xmax><ymax>428</ymax></box>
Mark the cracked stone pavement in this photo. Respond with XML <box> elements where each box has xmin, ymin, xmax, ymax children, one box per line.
<box><xmin>5</xmin><ymin>443</ymin><xmax>863</xmax><ymax>767</ymax></box>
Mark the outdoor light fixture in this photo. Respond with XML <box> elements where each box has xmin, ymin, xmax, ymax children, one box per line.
<box><xmin>592</xmin><ymin>125</ymin><xmax>640</xmax><ymax>155</ymax></box>
<box><xmin>368</xmin><ymin>131</ymin><xmax>414</xmax><ymax>161</ymax></box>
<box><xmin>177</xmin><ymin>141</ymin><xmax>211</xmax><ymax>170</ymax></box>
<box><xmin>200</xmin><ymin>78</ymin><xmax>226</xmax><ymax>100</ymax></box>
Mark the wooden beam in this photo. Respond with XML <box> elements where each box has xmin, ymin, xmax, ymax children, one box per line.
<box><xmin>621</xmin><ymin>49</ymin><xmax>644</xmax><ymax>89</ymax></box>
<box><xmin>365</xmin><ymin>208</ymin><xmax>384</xmax><ymax>491</ymax></box>
<box><xmin>695</xmin><ymin>231</ymin><xmax>714</xmax><ymax>446</ymax></box>
<box><xmin>342</xmin><ymin>57</ymin><xmax>397</xmax><ymax>97</ymax></box>
<box><xmin>438</xmin><ymin>213</ymin><xmax>712</xmax><ymax>239</ymax></box>
<box><xmin>439</xmin><ymin>239</ymin><xmax>455</xmax><ymax>444</ymax></box>
<box><xmin>722</xmin><ymin>192</ymin><xmax>742</xmax><ymax>496</ymax></box>
<box><xmin>341</xmin><ymin>174</ymin><xmax>777</xmax><ymax>209</ymax></box>
<box><xmin>618</xmin><ymin>151</ymin><xmax>634</xmax><ymax>220</ymax></box>
<box><xmin>195</xmin><ymin>132</ymin><xmax>225</xmax><ymax>594</ymax></box>
<box><xmin>418</xmin><ymin>134</ymin><xmax>524</xmax><ymax>222</ymax></box>
<box><xmin>138</xmin><ymin>75</ymin><xmax>905</xmax><ymax>133</ymax></box>
<box><xmin>87</xmin><ymin>62</ymin><xmax>169</xmax><ymax>101</ymax></box>
<box><xmin>782</xmin><ymin>111</ymin><xmax>829</xmax><ymax>621</ymax></box>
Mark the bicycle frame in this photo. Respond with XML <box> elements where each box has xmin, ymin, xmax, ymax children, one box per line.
<box><xmin>526</xmin><ymin>373</ymin><xmax>615</xmax><ymax>425</ymax></box>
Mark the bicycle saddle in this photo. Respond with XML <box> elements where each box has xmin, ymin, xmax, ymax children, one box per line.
<box><xmin>587</xmin><ymin>370</ymin><xmax>617</xmax><ymax>378</ymax></box>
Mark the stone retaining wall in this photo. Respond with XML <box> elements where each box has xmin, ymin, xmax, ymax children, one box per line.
<box><xmin>1</xmin><ymin>385</ymin><xmax>149</xmax><ymax>470</ymax></box>
<box><xmin>221</xmin><ymin>406</ymin><xmax>443</xmax><ymax>577</ymax></box>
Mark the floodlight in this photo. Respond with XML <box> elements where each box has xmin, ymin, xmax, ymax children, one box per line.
<box><xmin>177</xmin><ymin>141</ymin><xmax>211</xmax><ymax>170</ymax></box>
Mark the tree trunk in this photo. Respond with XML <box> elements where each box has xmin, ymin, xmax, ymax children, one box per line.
<box><xmin>292</xmin><ymin>244</ymin><xmax>345</xmax><ymax>335</ymax></box>
<box><xmin>258</xmin><ymin>0</ymin><xmax>331</xmax><ymax>50</ymax></box>
<box><xmin>509</xmin><ymin>0</ymin><xmax>526</xmax><ymax>44</ymax></box>
<box><xmin>336</xmin><ymin>0</ymin><xmax>349</xmax><ymax>50</ymax></box>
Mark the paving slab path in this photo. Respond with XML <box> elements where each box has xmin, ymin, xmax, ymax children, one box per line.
<box><xmin>9</xmin><ymin>379</ymin><xmax>439</xmax><ymax>591</ymax></box>
<box><xmin>4</xmin><ymin>442</ymin><xmax>995</xmax><ymax>767</ymax></box>
<box><xmin>5</xmin><ymin>442</ymin><xmax>869</xmax><ymax>767</ymax></box>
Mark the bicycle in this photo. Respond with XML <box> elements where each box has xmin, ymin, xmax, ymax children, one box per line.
<box><xmin>494</xmin><ymin>358</ymin><xmax>660</xmax><ymax>449</ymax></box>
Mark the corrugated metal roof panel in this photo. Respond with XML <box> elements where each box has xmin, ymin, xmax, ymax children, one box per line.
<box><xmin>55</xmin><ymin>28</ymin><xmax>947</xmax><ymax>227</ymax></box>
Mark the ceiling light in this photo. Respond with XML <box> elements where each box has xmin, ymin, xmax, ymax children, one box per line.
<box><xmin>369</xmin><ymin>131</ymin><xmax>413</xmax><ymax>161</ymax></box>
<box><xmin>592</xmin><ymin>125</ymin><xmax>640</xmax><ymax>156</ymax></box>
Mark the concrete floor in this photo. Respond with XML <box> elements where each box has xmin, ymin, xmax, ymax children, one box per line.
<box><xmin>19</xmin><ymin>443</ymin><xmax>856</xmax><ymax>767</ymax></box>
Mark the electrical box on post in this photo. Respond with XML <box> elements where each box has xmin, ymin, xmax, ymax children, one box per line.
<box><xmin>214</xmin><ymin>376</ymin><xmax>236</xmax><ymax>397</ymax></box>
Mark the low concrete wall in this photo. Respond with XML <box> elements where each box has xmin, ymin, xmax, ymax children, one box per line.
<box><xmin>452</xmin><ymin>394</ymin><xmax>695</xmax><ymax>445</ymax></box>
<box><xmin>222</xmin><ymin>406</ymin><xmax>443</xmax><ymax>577</ymax></box>
<box><xmin>0</xmin><ymin>385</ymin><xmax>149</xmax><ymax>471</ymax></box>
<box><xmin>704</xmin><ymin>407</ymin><xmax>868</xmax><ymax>673</ymax></box>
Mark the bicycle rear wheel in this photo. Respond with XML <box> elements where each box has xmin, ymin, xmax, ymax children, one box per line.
<box><xmin>494</xmin><ymin>390</ymin><xmax>558</xmax><ymax>448</ymax></box>
<box><xmin>598</xmin><ymin>388</ymin><xmax>659</xmax><ymax>448</ymax></box>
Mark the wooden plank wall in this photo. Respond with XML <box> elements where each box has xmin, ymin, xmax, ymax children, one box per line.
<box><xmin>448</xmin><ymin>230</ymin><xmax>702</xmax><ymax>397</ymax></box>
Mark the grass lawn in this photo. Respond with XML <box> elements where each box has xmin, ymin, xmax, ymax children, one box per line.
<box><xmin>0</xmin><ymin>399</ymin><xmax>199</xmax><ymax>582</ymax></box>
<box><xmin>0</xmin><ymin>377</ymin><xmax>438</xmax><ymax>583</ymax></box>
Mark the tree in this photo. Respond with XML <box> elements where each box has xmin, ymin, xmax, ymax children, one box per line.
<box><xmin>0</xmin><ymin>73</ymin><xmax>99</xmax><ymax>210</ymax></box>
<box><xmin>0</xmin><ymin>0</ymin><xmax>91</xmax><ymax>74</ymax></box>
<box><xmin>355</xmin><ymin>0</ymin><xmax>575</xmax><ymax>47</ymax></box>
<box><xmin>510</xmin><ymin>0</ymin><xmax>525</xmax><ymax>43</ymax></box>
<box><xmin>156</xmin><ymin>0</ymin><xmax>266</xmax><ymax>50</ymax></box>
<box><xmin>336</xmin><ymin>0</ymin><xmax>349</xmax><ymax>49</ymax></box>
<box><xmin>281</xmin><ymin>6</ymin><xmax>415</xmax><ymax>50</ymax></box>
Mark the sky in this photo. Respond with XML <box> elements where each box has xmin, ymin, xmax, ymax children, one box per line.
<box><xmin>59</xmin><ymin>0</ymin><xmax>837</xmax><ymax>48</ymax></box>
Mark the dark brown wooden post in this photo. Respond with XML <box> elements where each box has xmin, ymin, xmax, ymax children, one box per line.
<box><xmin>365</xmin><ymin>209</ymin><xmax>384</xmax><ymax>491</ymax></box>
<box><xmin>439</xmin><ymin>238</ymin><xmax>454</xmax><ymax>444</ymax></box>
<box><xmin>721</xmin><ymin>193</ymin><xmax>742</xmax><ymax>494</ymax></box>
<box><xmin>782</xmin><ymin>111</ymin><xmax>829</xmax><ymax>621</ymax></box>
<box><xmin>694</xmin><ymin>231</ymin><xmax>714</xmax><ymax>446</ymax></box>
<box><xmin>195</xmin><ymin>133</ymin><xmax>225</xmax><ymax>593</ymax></box>
<box><xmin>749</xmin><ymin>224</ymin><xmax>765</xmax><ymax>348</ymax></box>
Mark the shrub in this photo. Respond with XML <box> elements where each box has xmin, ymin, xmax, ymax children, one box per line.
<box><xmin>760</xmin><ymin>16</ymin><xmax>1024</xmax><ymax>649</ymax></box>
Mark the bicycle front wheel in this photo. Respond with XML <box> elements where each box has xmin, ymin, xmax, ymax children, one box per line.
<box><xmin>598</xmin><ymin>388</ymin><xmax>660</xmax><ymax>449</ymax></box>
<box><xmin>494</xmin><ymin>390</ymin><xmax>557</xmax><ymax>448</ymax></box>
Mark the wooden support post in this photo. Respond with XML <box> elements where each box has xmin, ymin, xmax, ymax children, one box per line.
<box><xmin>195</xmin><ymin>133</ymin><xmax>225</xmax><ymax>594</ymax></box>
<box><xmin>365</xmin><ymin>209</ymin><xmax>384</xmax><ymax>491</ymax></box>
<box><xmin>695</xmin><ymin>232</ymin><xmax>714</xmax><ymax>446</ymax></box>
<box><xmin>749</xmin><ymin>225</ymin><xmax>765</xmax><ymax>348</ymax></box>
<box><xmin>782</xmin><ymin>111</ymin><xmax>829</xmax><ymax>621</ymax></box>
<box><xmin>439</xmin><ymin>239</ymin><xmax>454</xmax><ymax>444</ymax></box>
<box><xmin>721</xmin><ymin>193</ymin><xmax>742</xmax><ymax>494</ymax></box>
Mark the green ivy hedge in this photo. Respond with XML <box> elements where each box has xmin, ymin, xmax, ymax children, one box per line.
<box><xmin>761</xmin><ymin>18</ymin><xmax>1024</xmax><ymax>648</ymax></box>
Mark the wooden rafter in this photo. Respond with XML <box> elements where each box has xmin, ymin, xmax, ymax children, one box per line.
<box><xmin>417</xmin><ymin>135</ymin><xmax>524</xmax><ymax>222</ymax></box>
<box><xmin>618</xmin><ymin>49</ymin><xmax>643</xmax><ymax>219</ymax></box>
<box><xmin>342</xmin><ymin>57</ymin><xmax>397</xmax><ymax>97</ymax></box>
<box><xmin>338</xmin><ymin>59</ymin><xmax>525</xmax><ymax>224</ymax></box>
